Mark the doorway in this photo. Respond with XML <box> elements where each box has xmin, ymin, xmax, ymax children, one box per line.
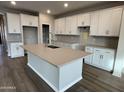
<box><xmin>42</xmin><ymin>24</ymin><xmax>49</xmax><ymax>44</ymax></box>
<box><xmin>0</xmin><ymin>14</ymin><xmax>7</xmax><ymax>53</ymax></box>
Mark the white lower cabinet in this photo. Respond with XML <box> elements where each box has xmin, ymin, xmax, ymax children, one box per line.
<box><xmin>85</xmin><ymin>47</ymin><xmax>94</xmax><ymax>65</ymax></box>
<box><xmin>85</xmin><ymin>46</ymin><xmax>115</xmax><ymax>71</ymax></box>
<box><xmin>10</xmin><ymin>43</ymin><xmax>24</xmax><ymax>58</ymax></box>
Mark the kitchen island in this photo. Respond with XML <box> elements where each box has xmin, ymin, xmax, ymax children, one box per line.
<box><xmin>22</xmin><ymin>44</ymin><xmax>90</xmax><ymax>92</ymax></box>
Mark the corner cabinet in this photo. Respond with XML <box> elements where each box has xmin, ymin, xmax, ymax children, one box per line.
<box><xmin>10</xmin><ymin>43</ymin><xmax>24</xmax><ymax>58</ymax></box>
<box><xmin>90</xmin><ymin>7</ymin><xmax>123</xmax><ymax>37</ymax></box>
<box><xmin>7</xmin><ymin>13</ymin><xmax>21</xmax><ymax>34</ymax></box>
<box><xmin>85</xmin><ymin>46</ymin><xmax>115</xmax><ymax>72</ymax></box>
<box><xmin>20</xmin><ymin>14</ymin><xmax>38</xmax><ymax>27</ymax></box>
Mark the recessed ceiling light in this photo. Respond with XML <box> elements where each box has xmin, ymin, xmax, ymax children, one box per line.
<box><xmin>64</xmin><ymin>3</ymin><xmax>68</xmax><ymax>8</ymax></box>
<box><xmin>11</xmin><ymin>1</ymin><xmax>16</xmax><ymax>5</ymax></box>
<box><xmin>47</xmin><ymin>9</ymin><xmax>51</xmax><ymax>14</ymax></box>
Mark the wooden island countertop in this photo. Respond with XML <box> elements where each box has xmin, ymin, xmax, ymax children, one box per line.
<box><xmin>22</xmin><ymin>44</ymin><xmax>90</xmax><ymax>67</ymax></box>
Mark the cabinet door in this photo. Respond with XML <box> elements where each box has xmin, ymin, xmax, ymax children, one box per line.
<box><xmin>98</xmin><ymin>9</ymin><xmax>112</xmax><ymax>36</ymax></box>
<box><xmin>70</xmin><ymin>15</ymin><xmax>79</xmax><ymax>35</ymax></box>
<box><xmin>66</xmin><ymin>16</ymin><xmax>79</xmax><ymax>35</ymax></box>
<box><xmin>77</xmin><ymin>13</ymin><xmax>90</xmax><ymax>26</ymax></box>
<box><xmin>92</xmin><ymin>48</ymin><xmax>101</xmax><ymax>67</ymax></box>
<box><xmin>85</xmin><ymin>47</ymin><xmax>94</xmax><ymax>65</ymax></box>
<box><xmin>58</xmin><ymin>18</ymin><xmax>66</xmax><ymax>34</ymax></box>
<box><xmin>54</xmin><ymin>19</ymin><xmax>59</xmax><ymax>34</ymax></box>
<box><xmin>10</xmin><ymin>43</ymin><xmax>18</xmax><ymax>58</ymax></box>
<box><xmin>110</xmin><ymin>8</ymin><xmax>122</xmax><ymax>36</ymax></box>
<box><xmin>100</xmin><ymin>50</ymin><xmax>115</xmax><ymax>71</ymax></box>
<box><xmin>7</xmin><ymin>13</ymin><xmax>21</xmax><ymax>33</ymax></box>
<box><xmin>65</xmin><ymin>17</ymin><xmax>71</xmax><ymax>34</ymax></box>
<box><xmin>90</xmin><ymin>11</ymin><xmax>99</xmax><ymax>36</ymax></box>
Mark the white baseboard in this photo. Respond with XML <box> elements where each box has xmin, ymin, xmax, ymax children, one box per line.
<box><xmin>28</xmin><ymin>63</ymin><xmax>82</xmax><ymax>92</ymax></box>
<box><xmin>112</xmin><ymin>71</ymin><xmax>121</xmax><ymax>77</ymax></box>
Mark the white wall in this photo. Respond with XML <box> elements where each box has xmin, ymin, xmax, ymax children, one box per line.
<box><xmin>39</xmin><ymin>13</ymin><xmax>54</xmax><ymax>44</ymax></box>
<box><xmin>113</xmin><ymin>9</ymin><xmax>124</xmax><ymax>77</ymax></box>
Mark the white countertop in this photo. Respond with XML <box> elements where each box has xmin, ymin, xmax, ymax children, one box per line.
<box><xmin>22</xmin><ymin>44</ymin><xmax>90</xmax><ymax>67</ymax></box>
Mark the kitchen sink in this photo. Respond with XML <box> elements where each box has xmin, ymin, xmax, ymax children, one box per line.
<box><xmin>47</xmin><ymin>45</ymin><xmax>59</xmax><ymax>49</ymax></box>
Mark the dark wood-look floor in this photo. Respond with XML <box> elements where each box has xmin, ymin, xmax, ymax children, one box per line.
<box><xmin>0</xmin><ymin>46</ymin><xmax>124</xmax><ymax>92</ymax></box>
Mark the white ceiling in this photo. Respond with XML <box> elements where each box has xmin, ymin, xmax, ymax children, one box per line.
<box><xmin>0</xmin><ymin>1</ymin><xmax>105</xmax><ymax>15</ymax></box>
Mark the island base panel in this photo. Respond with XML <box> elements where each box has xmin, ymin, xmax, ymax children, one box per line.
<box><xmin>27</xmin><ymin>52</ymin><xmax>83</xmax><ymax>92</ymax></box>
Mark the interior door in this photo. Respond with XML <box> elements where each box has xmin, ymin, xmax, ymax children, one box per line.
<box><xmin>42</xmin><ymin>24</ymin><xmax>49</xmax><ymax>44</ymax></box>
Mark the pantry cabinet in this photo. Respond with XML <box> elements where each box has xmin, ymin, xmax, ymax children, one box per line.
<box><xmin>10</xmin><ymin>43</ymin><xmax>24</xmax><ymax>58</ymax></box>
<box><xmin>77</xmin><ymin>13</ymin><xmax>90</xmax><ymax>27</ymax></box>
<box><xmin>20</xmin><ymin>14</ymin><xmax>38</xmax><ymax>27</ymax></box>
<box><xmin>85</xmin><ymin>46</ymin><xmax>115</xmax><ymax>71</ymax></box>
<box><xmin>7</xmin><ymin>13</ymin><xmax>21</xmax><ymax>34</ymax></box>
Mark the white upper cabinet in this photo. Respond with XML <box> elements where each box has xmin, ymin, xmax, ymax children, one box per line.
<box><xmin>90</xmin><ymin>7</ymin><xmax>122</xmax><ymax>37</ymax></box>
<box><xmin>7</xmin><ymin>13</ymin><xmax>21</xmax><ymax>34</ymax></box>
<box><xmin>77</xmin><ymin>13</ymin><xmax>90</xmax><ymax>27</ymax></box>
<box><xmin>65</xmin><ymin>17</ymin><xmax>71</xmax><ymax>34</ymax></box>
<box><xmin>65</xmin><ymin>15</ymin><xmax>79</xmax><ymax>35</ymax></box>
<box><xmin>90</xmin><ymin>11</ymin><xmax>99</xmax><ymax>36</ymax></box>
<box><xmin>54</xmin><ymin>18</ymin><xmax>65</xmax><ymax>34</ymax></box>
<box><xmin>110</xmin><ymin>8</ymin><xmax>123</xmax><ymax>36</ymax></box>
<box><xmin>98</xmin><ymin>7</ymin><xmax>122</xmax><ymax>36</ymax></box>
<box><xmin>98</xmin><ymin>9</ymin><xmax>112</xmax><ymax>36</ymax></box>
<box><xmin>20</xmin><ymin>14</ymin><xmax>38</xmax><ymax>27</ymax></box>
<box><xmin>58</xmin><ymin>18</ymin><xmax>66</xmax><ymax>34</ymax></box>
<box><xmin>54</xmin><ymin>19</ymin><xmax>59</xmax><ymax>34</ymax></box>
<box><xmin>54</xmin><ymin>7</ymin><xmax>122</xmax><ymax>36</ymax></box>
